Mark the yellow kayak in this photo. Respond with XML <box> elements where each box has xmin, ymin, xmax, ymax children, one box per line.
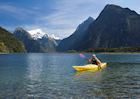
<box><xmin>72</xmin><ymin>63</ymin><xmax>107</xmax><ymax>72</ymax></box>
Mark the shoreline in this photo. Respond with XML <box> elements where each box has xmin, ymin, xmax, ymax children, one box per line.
<box><xmin>0</xmin><ymin>52</ymin><xmax>140</xmax><ymax>54</ymax></box>
<box><xmin>98</xmin><ymin>52</ymin><xmax>140</xmax><ymax>54</ymax></box>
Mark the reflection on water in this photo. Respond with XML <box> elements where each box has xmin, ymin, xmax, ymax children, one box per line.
<box><xmin>26</xmin><ymin>54</ymin><xmax>44</xmax><ymax>98</ymax></box>
<box><xmin>0</xmin><ymin>53</ymin><xmax>140</xmax><ymax>98</ymax></box>
<box><xmin>26</xmin><ymin>54</ymin><xmax>43</xmax><ymax>82</ymax></box>
<box><xmin>74</xmin><ymin>70</ymin><xmax>103</xmax><ymax>80</ymax></box>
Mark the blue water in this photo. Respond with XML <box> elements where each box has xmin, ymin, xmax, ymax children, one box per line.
<box><xmin>0</xmin><ymin>53</ymin><xmax>140</xmax><ymax>98</ymax></box>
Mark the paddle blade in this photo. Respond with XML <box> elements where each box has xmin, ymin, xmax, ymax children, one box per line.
<box><xmin>79</xmin><ymin>53</ymin><xmax>86</xmax><ymax>58</ymax></box>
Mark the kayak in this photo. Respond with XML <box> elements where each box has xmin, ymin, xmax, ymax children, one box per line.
<box><xmin>72</xmin><ymin>63</ymin><xmax>107</xmax><ymax>72</ymax></box>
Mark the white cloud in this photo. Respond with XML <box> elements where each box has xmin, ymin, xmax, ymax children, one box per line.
<box><xmin>39</xmin><ymin>0</ymin><xmax>107</xmax><ymax>38</ymax></box>
<box><xmin>50</xmin><ymin>34</ymin><xmax>60</xmax><ymax>40</ymax></box>
<box><xmin>0</xmin><ymin>4</ymin><xmax>39</xmax><ymax>19</ymax></box>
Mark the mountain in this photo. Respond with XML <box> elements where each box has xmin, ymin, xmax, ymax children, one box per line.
<box><xmin>14</xmin><ymin>28</ymin><xmax>59</xmax><ymax>52</ymax></box>
<box><xmin>28</xmin><ymin>29</ymin><xmax>47</xmax><ymax>40</ymax></box>
<box><xmin>0</xmin><ymin>27</ymin><xmax>25</xmax><ymax>53</ymax></box>
<box><xmin>28</xmin><ymin>29</ymin><xmax>60</xmax><ymax>52</ymax></box>
<box><xmin>79</xmin><ymin>4</ymin><xmax>140</xmax><ymax>50</ymax></box>
<box><xmin>57</xmin><ymin>17</ymin><xmax>94</xmax><ymax>51</ymax></box>
<box><xmin>14</xmin><ymin>27</ymin><xmax>45</xmax><ymax>52</ymax></box>
<box><xmin>28</xmin><ymin>29</ymin><xmax>60</xmax><ymax>40</ymax></box>
<box><xmin>37</xmin><ymin>35</ymin><xmax>58</xmax><ymax>52</ymax></box>
<box><xmin>58</xmin><ymin>4</ymin><xmax>140</xmax><ymax>51</ymax></box>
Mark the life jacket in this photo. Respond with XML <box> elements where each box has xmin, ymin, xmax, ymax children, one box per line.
<box><xmin>91</xmin><ymin>58</ymin><xmax>98</xmax><ymax>65</ymax></box>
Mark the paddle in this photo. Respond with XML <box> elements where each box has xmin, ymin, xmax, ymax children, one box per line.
<box><xmin>79</xmin><ymin>53</ymin><xmax>91</xmax><ymax>64</ymax></box>
<box><xmin>79</xmin><ymin>53</ymin><xmax>95</xmax><ymax>59</ymax></box>
<box><xmin>79</xmin><ymin>53</ymin><xmax>86</xmax><ymax>58</ymax></box>
<box><xmin>79</xmin><ymin>53</ymin><xmax>102</xmax><ymax>69</ymax></box>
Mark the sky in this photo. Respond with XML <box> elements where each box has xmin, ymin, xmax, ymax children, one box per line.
<box><xmin>0</xmin><ymin>0</ymin><xmax>140</xmax><ymax>39</ymax></box>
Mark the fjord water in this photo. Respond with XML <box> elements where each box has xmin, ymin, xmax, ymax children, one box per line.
<box><xmin>0</xmin><ymin>53</ymin><xmax>140</xmax><ymax>98</ymax></box>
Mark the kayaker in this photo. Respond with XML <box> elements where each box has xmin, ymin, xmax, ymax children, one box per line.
<box><xmin>88</xmin><ymin>54</ymin><xmax>102</xmax><ymax>69</ymax></box>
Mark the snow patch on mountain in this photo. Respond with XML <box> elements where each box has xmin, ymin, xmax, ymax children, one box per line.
<box><xmin>28</xmin><ymin>29</ymin><xmax>47</xmax><ymax>39</ymax></box>
<box><xmin>28</xmin><ymin>28</ymin><xmax>60</xmax><ymax>40</ymax></box>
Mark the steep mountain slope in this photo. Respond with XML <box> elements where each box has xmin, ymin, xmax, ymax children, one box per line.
<box><xmin>57</xmin><ymin>17</ymin><xmax>94</xmax><ymax>51</ymax></box>
<box><xmin>0</xmin><ymin>27</ymin><xmax>25</xmax><ymax>53</ymax></box>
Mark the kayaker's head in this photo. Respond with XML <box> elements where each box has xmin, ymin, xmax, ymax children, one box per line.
<box><xmin>92</xmin><ymin>54</ymin><xmax>96</xmax><ymax>57</ymax></box>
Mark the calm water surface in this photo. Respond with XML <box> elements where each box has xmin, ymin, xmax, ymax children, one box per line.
<box><xmin>0</xmin><ymin>53</ymin><xmax>140</xmax><ymax>98</ymax></box>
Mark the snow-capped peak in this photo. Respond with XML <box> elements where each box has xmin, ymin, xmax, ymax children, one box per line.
<box><xmin>28</xmin><ymin>29</ymin><xmax>48</xmax><ymax>40</ymax></box>
<box><xmin>28</xmin><ymin>29</ymin><xmax>45</xmax><ymax>35</ymax></box>
<box><xmin>28</xmin><ymin>28</ymin><xmax>60</xmax><ymax>40</ymax></box>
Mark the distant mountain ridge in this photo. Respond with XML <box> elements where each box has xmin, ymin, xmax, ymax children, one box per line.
<box><xmin>57</xmin><ymin>4</ymin><xmax>140</xmax><ymax>51</ymax></box>
<box><xmin>14</xmin><ymin>27</ymin><xmax>59</xmax><ymax>52</ymax></box>
<box><xmin>28</xmin><ymin>29</ymin><xmax>60</xmax><ymax>40</ymax></box>
<box><xmin>14</xmin><ymin>28</ymin><xmax>43</xmax><ymax>52</ymax></box>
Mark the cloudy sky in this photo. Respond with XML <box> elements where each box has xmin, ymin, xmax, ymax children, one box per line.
<box><xmin>0</xmin><ymin>0</ymin><xmax>140</xmax><ymax>38</ymax></box>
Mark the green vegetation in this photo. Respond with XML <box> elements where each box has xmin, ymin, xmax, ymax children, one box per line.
<box><xmin>67</xmin><ymin>47</ymin><xmax>140</xmax><ymax>53</ymax></box>
<box><xmin>84</xmin><ymin>47</ymin><xmax>140</xmax><ymax>53</ymax></box>
<box><xmin>0</xmin><ymin>27</ymin><xmax>26</xmax><ymax>53</ymax></box>
<box><xmin>0</xmin><ymin>42</ymin><xmax>9</xmax><ymax>53</ymax></box>
<box><xmin>67</xmin><ymin>50</ymin><xmax>77</xmax><ymax>53</ymax></box>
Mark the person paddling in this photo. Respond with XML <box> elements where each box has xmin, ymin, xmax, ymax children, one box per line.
<box><xmin>88</xmin><ymin>54</ymin><xmax>102</xmax><ymax>69</ymax></box>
